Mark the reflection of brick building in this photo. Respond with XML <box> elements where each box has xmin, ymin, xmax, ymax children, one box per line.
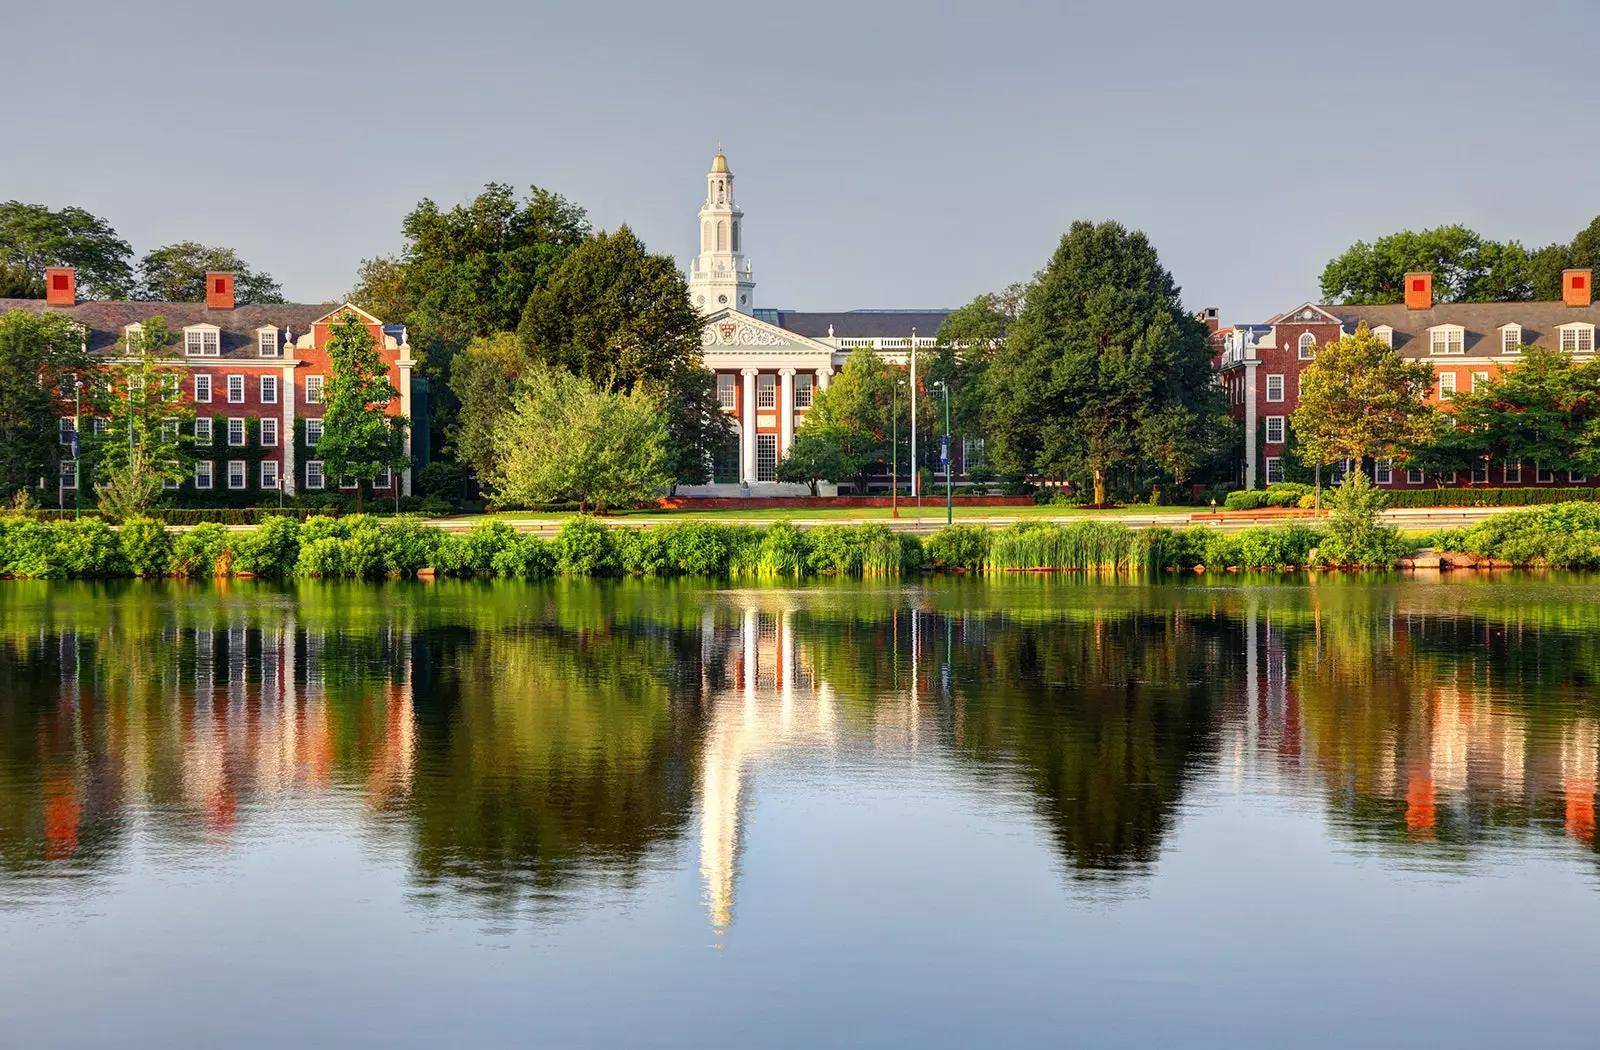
<box><xmin>1216</xmin><ymin>269</ymin><xmax>1600</xmax><ymax>490</ymax></box>
<box><xmin>2</xmin><ymin>269</ymin><xmax>416</xmax><ymax>499</ymax></box>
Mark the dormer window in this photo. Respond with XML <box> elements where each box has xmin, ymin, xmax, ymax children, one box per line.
<box><xmin>257</xmin><ymin>326</ymin><xmax>280</xmax><ymax>357</ymax></box>
<box><xmin>1298</xmin><ymin>332</ymin><xmax>1317</xmax><ymax>359</ymax></box>
<box><xmin>1500</xmin><ymin>323</ymin><xmax>1522</xmax><ymax>354</ymax></box>
<box><xmin>123</xmin><ymin>323</ymin><xmax>143</xmax><ymax>354</ymax></box>
<box><xmin>1371</xmin><ymin>325</ymin><xmax>1393</xmax><ymax>347</ymax></box>
<box><xmin>1558</xmin><ymin>323</ymin><xmax>1595</xmax><ymax>354</ymax></box>
<box><xmin>184</xmin><ymin>324</ymin><xmax>221</xmax><ymax>357</ymax></box>
<box><xmin>1429</xmin><ymin>325</ymin><xmax>1464</xmax><ymax>355</ymax></box>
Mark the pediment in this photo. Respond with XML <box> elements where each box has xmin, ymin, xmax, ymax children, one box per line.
<box><xmin>698</xmin><ymin>308</ymin><xmax>834</xmax><ymax>355</ymax></box>
<box><xmin>1274</xmin><ymin>303</ymin><xmax>1344</xmax><ymax>325</ymax></box>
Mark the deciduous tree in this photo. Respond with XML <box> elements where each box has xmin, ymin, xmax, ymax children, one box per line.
<box><xmin>0</xmin><ymin>310</ymin><xmax>88</xmax><ymax>496</ymax></box>
<box><xmin>1290</xmin><ymin>322</ymin><xmax>1436</xmax><ymax>474</ymax></box>
<box><xmin>314</xmin><ymin>312</ymin><xmax>409</xmax><ymax>509</ymax></box>
<box><xmin>88</xmin><ymin>318</ymin><xmax>193</xmax><ymax>500</ymax></box>
<box><xmin>781</xmin><ymin>347</ymin><xmax>898</xmax><ymax>493</ymax></box>
<box><xmin>136</xmin><ymin>242</ymin><xmax>285</xmax><ymax>304</ymax></box>
<box><xmin>1431</xmin><ymin>345</ymin><xmax>1600</xmax><ymax>479</ymax></box>
<box><xmin>0</xmin><ymin>201</ymin><xmax>134</xmax><ymax>300</ymax></box>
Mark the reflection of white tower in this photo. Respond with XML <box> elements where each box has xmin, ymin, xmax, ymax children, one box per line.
<box><xmin>698</xmin><ymin>605</ymin><xmax>836</xmax><ymax>933</ymax></box>
<box><xmin>687</xmin><ymin>146</ymin><xmax>756</xmax><ymax>315</ymax></box>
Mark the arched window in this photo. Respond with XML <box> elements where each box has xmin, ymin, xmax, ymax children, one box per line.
<box><xmin>717</xmin><ymin>220</ymin><xmax>728</xmax><ymax>252</ymax></box>
<box><xmin>731</xmin><ymin>220</ymin><xmax>740</xmax><ymax>253</ymax></box>
<box><xmin>1298</xmin><ymin>332</ymin><xmax>1317</xmax><ymax>360</ymax></box>
<box><xmin>702</xmin><ymin>221</ymin><xmax>712</xmax><ymax>251</ymax></box>
<box><xmin>716</xmin><ymin>180</ymin><xmax>725</xmax><ymax>204</ymax></box>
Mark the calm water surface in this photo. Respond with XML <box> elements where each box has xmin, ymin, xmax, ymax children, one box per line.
<box><xmin>2</xmin><ymin>576</ymin><xmax>1598</xmax><ymax>1049</ymax></box>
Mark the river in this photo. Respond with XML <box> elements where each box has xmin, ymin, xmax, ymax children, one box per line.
<box><xmin>1</xmin><ymin>576</ymin><xmax>1597</xmax><ymax>1049</ymax></box>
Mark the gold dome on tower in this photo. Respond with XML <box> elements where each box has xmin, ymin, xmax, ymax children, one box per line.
<box><xmin>711</xmin><ymin>144</ymin><xmax>729</xmax><ymax>173</ymax></box>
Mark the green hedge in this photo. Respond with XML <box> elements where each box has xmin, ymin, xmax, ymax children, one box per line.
<box><xmin>1383</xmin><ymin>487</ymin><xmax>1600</xmax><ymax>508</ymax></box>
<box><xmin>1423</xmin><ymin>503</ymin><xmax>1600</xmax><ymax>568</ymax></box>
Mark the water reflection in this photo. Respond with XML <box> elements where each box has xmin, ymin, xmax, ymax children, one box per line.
<box><xmin>1</xmin><ymin>578</ymin><xmax>1598</xmax><ymax>928</ymax></box>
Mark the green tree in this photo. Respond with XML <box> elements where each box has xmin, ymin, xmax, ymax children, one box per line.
<box><xmin>486</xmin><ymin>364</ymin><xmax>670</xmax><ymax>513</ymax></box>
<box><xmin>984</xmin><ymin>220</ymin><xmax>1215</xmax><ymax>505</ymax></box>
<box><xmin>783</xmin><ymin>347</ymin><xmax>898</xmax><ymax>493</ymax></box>
<box><xmin>1436</xmin><ymin>345</ymin><xmax>1599</xmax><ymax>479</ymax></box>
<box><xmin>515</xmin><ymin>225</ymin><xmax>729</xmax><ymax>487</ymax></box>
<box><xmin>446</xmin><ymin>331</ymin><xmax>523</xmax><ymax>482</ymax></box>
<box><xmin>136</xmin><ymin>242</ymin><xmax>285</xmax><ymax>304</ymax></box>
<box><xmin>0</xmin><ymin>262</ymin><xmax>42</xmax><ymax>298</ymax></box>
<box><xmin>88</xmin><ymin>318</ymin><xmax>193</xmax><ymax>500</ymax></box>
<box><xmin>1290</xmin><ymin>322</ymin><xmax>1436</xmax><ymax>477</ymax></box>
<box><xmin>1137</xmin><ymin>403</ymin><xmax>1229</xmax><ymax>492</ymax></box>
<box><xmin>315</xmin><ymin>312</ymin><xmax>409</xmax><ymax>509</ymax></box>
<box><xmin>929</xmin><ymin>284</ymin><xmax>1024</xmax><ymax>437</ymax></box>
<box><xmin>0</xmin><ymin>310</ymin><xmax>89</xmax><ymax>496</ymax></box>
<box><xmin>0</xmin><ymin>201</ymin><xmax>134</xmax><ymax>300</ymax></box>
<box><xmin>1319</xmin><ymin>225</ymin><xmax>1536</xmax><ymax>304</ymax></box>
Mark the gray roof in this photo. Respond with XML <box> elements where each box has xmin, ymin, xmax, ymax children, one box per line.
<box><xmin>758</xmin><ymin>309</ymin><xmax>952</xmax><ymax>339</ymax></box>
<box><xmin>1328</xmin><ymin>300</ymin><xmax>1600</xmax><ymax>357</ymax></box>
<box><xmin>0</xmin><ymin>298</ymin><xmax>339</xmax><ymax>358</ymax></box>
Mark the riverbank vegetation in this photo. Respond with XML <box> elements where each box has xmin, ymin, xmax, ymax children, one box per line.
<box><xmin>1426</xmin><ymin>503</ymin><xmax>1600</xmax><ymax>569</ymax></box>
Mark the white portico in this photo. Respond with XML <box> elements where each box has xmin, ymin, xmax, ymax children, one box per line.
<box><xmin>680</xmin><ymin>148</ymin><xmax>951</xmax><ymax>495</ymax></box>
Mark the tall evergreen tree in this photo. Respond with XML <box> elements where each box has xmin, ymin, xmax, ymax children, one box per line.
<box><xmin>984</xmin><ymin>220</ymin><xmax>1215</xmax><ymax>505</ymax></box>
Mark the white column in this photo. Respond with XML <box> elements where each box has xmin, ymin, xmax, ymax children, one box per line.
<box><xmin>740</xmin><ymin>368</ymin><xmax>758</xmax><ymax>485</ymax></box>
<box><xmin>817</xmin><ymin>365</ymin><xmax>833</xmax><ymax>391</ymax></box>
<box><xmin>398</xmin><ymin>354</ymin><xmax>414</xmax><ymax>497</ymax></box>
<box><xmin>1243</xmin><ymin>361</ymin><xmax>1259</xmax><ymax>490</ymax></box>
<box><xmin>281</xmin><ymin>364</ymin><xmax>297</xmax><ymax>496</ymax></box>
<box><xmin>779</xmin><ymin>368</ymin><xmax>795</xmax><ymax>455</ymax></box>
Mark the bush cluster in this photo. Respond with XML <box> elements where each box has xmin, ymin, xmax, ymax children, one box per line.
<box><xmin>1223</xmin><ymin>483</ymin><xmax>1314</xmax><ymax>511</ymax></box>
<box><xmin>1424</xmin><ymin>502</ymin><xmax>1600</xmax><ymax>568</ymax></box>
<box><xmin>1384</xmin><ymin>487</ymin><xmax>1600</xmax><ymax>509</ymax></box>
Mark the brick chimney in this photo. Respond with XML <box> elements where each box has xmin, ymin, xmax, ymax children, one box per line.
<box><xmin>1404</xmin><ymin>272</ymin><xmax>1433</xmax><ymax>310</ymax></box>
<box><xmin>45</xmin><ymin>267</ymin><xmax>76</xmax><ymax>306</ymax></box>
<box><xmin>1563</xmin><ymin>269</ymin><xmax>1591</xmax><ymax>307</ymax></box>
<box><xmin>1198</xmin><ymin>306</ymin><xmax>1220</xmax><ymax>332</ymax></box>
<box><xmin>206</xmin><ymin>272</ymin><xmax>235</xmax><ymax>310</ymax></box>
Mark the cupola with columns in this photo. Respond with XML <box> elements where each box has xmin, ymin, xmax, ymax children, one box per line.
<box><xmin>689</xmin><ymin>145</ymin><xmax>756</xmax><ymax>314</ymax></box>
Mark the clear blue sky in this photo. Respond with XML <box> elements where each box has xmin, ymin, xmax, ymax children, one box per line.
<box><xmin>7</xmin><ymin>0</ymin><xmax>1597</xmax><ymax>322</ymax></box>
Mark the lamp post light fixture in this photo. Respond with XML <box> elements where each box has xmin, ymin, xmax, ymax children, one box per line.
<box><xmin>933</xmin><ymin>380</ymin><xmax>952</xmax><ymax>525</ymax></box>
<box><xmin>73</xmin><ymin>376</ymin><xmax>83</xmax><ymax>520</ymax></box>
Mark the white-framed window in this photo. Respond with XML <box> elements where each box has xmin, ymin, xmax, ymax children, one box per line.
<box><xmin>716</xmin><ymin>373</ymin><xmax>736</xmax><ymax>410</ymax></box>
<box><xmin>305</xmin><ymin>460</ymin><xmax>325</xmax><ymax>490</ymax></box>
<box><xmin>1438</xmin><ymin>373</ymin><xmax>1456</xmax><ymax>398</ymax></box>
<box><xmin>193</xmin><ymin>374</ymin><xmax>212</xmax><ymax>403</ymax></box>
<box><xmin>305</xmin><ymin>418</ymin><xmax>323</xmax><ymax>447</ymax></box>
<box><xmin>161</xmin><ymin>418</ymin><xmax>180</xmax><ymax>442</ymax></box>
<box><xmin>257</xmin><ymin>327</ymin><xmax>279</xmax><ymax>358</ymax></box>
<box><xmin>184</xmin><ymin>326</ymin><xmax>220</xmax><ymax>357</ymax></box>
<box><xmin>756</xmin><ymin>433</ymin><xmax>777</xmax><ymax>482</ymax></box>
<box><xmin>194</xmin><ymin>460</ymin><xmax>214</xmax><ymax>490</ymax></box>
<box><xmin>1265</xmin><ymin>456</ymin><xmax>1284</xmax><ymax>484</ymax></box>
<box><xmin>194</xmin><ymin>417</ymin><xmax>213</xmax><ymax>445</ymax></box>
<box><xmin>123</xmin><ymin>323</ymin><xmax>143</xmax><ymax>354</ymax></box>
<box><xmin>1559</xmin><ymin>324</ymin><xmax>1595</xmax><ymax>354</ymax></box>
<box><xmin>1573</xmin><ymin>470</ymin><xmax>1588</xmax><ymax>483</ymax></box>
<box><xmin>374</xmin><ymin>467</ymin><xmax>392</xmax><ymax>490</ymax></box>
<box><xmin>794</xmin><ymin>373</ymin><xmax>814</xmax><ymax>409</ymax></box>
<box><xmin>163</xmin><ymin>464</ymin><xmax>179</xmax><ymax>491</ymax></box>
<box><xmin>1429</xmin><ymin>326</ymin><xmax>1464</xmax><ymax>355</ymax></box>
<box><xmin>60</xmin><ymin>461</ymin><xmax>77</xmax><ymax>490</ymax></box>
<box><xmin>1298</xmin><ymin>332</ymin><xmax>1317</xmax><ymax>359</ymax></box>
<box><xmin>260</xmin><ymin>375</ymin><xmax>278</xmax><ymax>404</ymax></box>
<box><xmin>260</xmin><ymin>417</ymin><xmax>278</xmax><ymax>447</ymax></box>
<box><xmin>1297</xmin><ymin>373</ymin><xmax>1305</xmax><ymax>398</ymax></box>
<box><xmin>339</xmin><ymin>474</ymin><xmax>358</xmax><ymax>490</ymax></box>
<box><xmin>260</xmin><ymin>460</ymin><xmax>280</xmax><ymax>490</ymax></box>
<box><xmin>1407</xmin><ymin>468</ymin><xmax>1426</xmax><ymax>484</ymax></box>
<box><xmin>1471</xmin><ymin>371</ymin><xmax>1489</xmax><ymax>392</ymax></box>
<box><xmin>59</xmin><ymin>416</ymin><xmax>75</xmax><ymax>445</ymax></box>
<box><xmin>1471</xmin><ymin>462</ymin><xmax>1489</xmax><ymax>484</ymax></box>
<box><xmin>1500</xmin><ymin>324</ymin><xmax>1521</xmax><ymax>354</ymax></box>
<box><xmin>1504</xmin><ymin>461</ymin><xmax>1521</xmax><ymax>484</ymax></box>
<box><xmin>1537</xmin><ymin>464</ymin><xmax>1554</xmax><ymax>484</ymax></box>
<box><xmin>963</xmin><ymin>437</ymin><xmax>986</xmax><ymax>469</ymax></box>
<box><xmin>757</xmin><ymin>374</ymin><xmax>776</xmax><ymax>410</ymax></box>
<box><xmin>226</xmin><ymin>375</ymin><xmax>244</xmax><ymax>403</ymax></box>
<box><xmin>227</xmin><ymin>460</ymin><xmax>247</xmax><ymax>490</ymax></box>
<box><xmin>162</xmin><ymin>375</ymin><xmax>181</xmax><ymax>402</ymax></box>
<box><xmin>1372</xmin><ymin>325</ymin><xmax>1394</xmax><ymax>347</ymax></box>
<box><xmin>1374</xmin><ymin>458</ymin><xmax>1392</xmax><ymax>485</ymax></box>
<box><xmin>227</xmin><ymin>418</ymin><xmax>246</xmax><ymax>447</ymax></box>
<box><xmin>1264</xmin><ymin>416</ymin><xmax>1285</xmax><ymax>444</ymax></box>
<box><xmin>1265</xmin><ymin>374</ymin><xmax>1285</xmax><ymax>402</ymax></box>
<box><xmin>91</xmin><ymin>417</ymin><xmax>106</xmax><ymax>437</ymax></box>
<box><xmin>1440</xmin><ymin>471</ymin><xmax>1457</xmax><ymax>484</ymax></box>
<box><xmin>304</xmin><ymin>375</ymin><xmax>324</xmax><ymax>404</ymax></box>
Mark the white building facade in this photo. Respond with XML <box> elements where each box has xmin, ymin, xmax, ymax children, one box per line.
<box><xmin>682</xmin><ymin>148</ymin><xmax>948</xmax><ymax>496</ymax></box>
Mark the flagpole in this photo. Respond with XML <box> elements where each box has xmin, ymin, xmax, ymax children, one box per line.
<box><xmin>910</xmin><ymin>327</ymin><xmax>919</xmax><ymax>526</ymax></box>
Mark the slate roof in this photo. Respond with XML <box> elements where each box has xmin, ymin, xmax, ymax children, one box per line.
<box><xmin>1327</xmin><ymin>300</ymin><xmax>1600</xmax><ymax>358</ymax></box>
<box><xmin>0</xmin><ymin>298</ymin><xmax>340</xmax><ymax>358</ymax></box>
<box><xmin>755</xmin><ymin>309</ymin><xmax>952</xmax><ymax>339</ymax></box>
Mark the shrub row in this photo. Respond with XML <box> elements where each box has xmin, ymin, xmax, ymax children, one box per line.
<box><xmin>1383</xmin><ymin>487</ymin><xmax>1600</xmax><ymax>508</ymax></box>
<box><xmin>1224</xmin><ymin>483</ymin><xmax>1314</xmax><ymax>511</ymax></box>
<box><xmin>0</xmin><ymin>516</ymin><xmax>1422</xmax><ymax>580</ymax></box>
<box><xmin>1423</xmin><ymin>502</ymin><xmax>1600</xmax><ymax>568</ymax></box>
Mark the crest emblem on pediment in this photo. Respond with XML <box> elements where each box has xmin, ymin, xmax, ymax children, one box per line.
<box><xmin>718</xmin><ymin>322</ymin><xmax>738</xmax><ymax>344</ymax></box>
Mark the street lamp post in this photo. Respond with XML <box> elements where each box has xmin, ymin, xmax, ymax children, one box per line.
<box><xmin>934</xmin><ymin>381</ymin><xmax>952</xmax><ymax>525</ymax></box>
<box><xmin>910</xmin><ymin>327</ymin><xmax>919</xmax><ymax>526</ymax></box>
<box><xmin>890</xmin><ymin>379</ymin><xmax>899</xmax><ymax>518</ymax></box>
<box><xmin>73</xmin><ymin>377</ymin><xmax>83</xmax><ymax>520</ymax></box>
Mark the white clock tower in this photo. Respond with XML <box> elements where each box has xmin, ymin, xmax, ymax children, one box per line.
<box><xmin>688</xmin><ymin>146</ymin><xmax>756</xmax><ymax>314</ymax></box>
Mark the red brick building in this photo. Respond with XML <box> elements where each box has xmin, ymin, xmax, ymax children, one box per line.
<box><xmin>1217</xmin><ymin>269</ymin><xmax>1600</xmax><ymax>489</ymax></box>
<box><xmin>1</xmin><ymin>267</ymin><xmax>415</xmax><ymax>500</ymax></box>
